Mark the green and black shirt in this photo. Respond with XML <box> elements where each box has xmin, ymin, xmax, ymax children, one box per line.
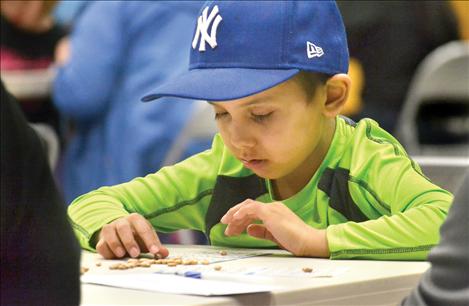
<box><xmin>69</xmin><ymin>116</ymin><xmax>452</xmax><ymax>260</ymax></box>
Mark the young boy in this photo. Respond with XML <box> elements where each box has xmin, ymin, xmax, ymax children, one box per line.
<box><xmin>68</xmin><ymin>1</ymin><xmax>452</xmax><ymax>260</ymax></box>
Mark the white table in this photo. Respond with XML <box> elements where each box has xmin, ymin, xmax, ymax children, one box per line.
<box><xmin>80</xmin><ymin>245</ymin><xmax>429</xmax><ymax>306</ymax></box>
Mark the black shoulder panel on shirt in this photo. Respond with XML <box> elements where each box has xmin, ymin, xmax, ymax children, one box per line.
<box><xmin>205</xmin><ymin>174</ymin><xmax>267</xmax><ymax>239</ymax></box>
<box><xmin>318</xmin><ymin>167</ymin><xmax>369</xmax><ymax>222</ymax></box>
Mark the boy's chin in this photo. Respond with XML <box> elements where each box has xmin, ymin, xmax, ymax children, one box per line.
<box><xmin>251</xmin><ymin>167</ymin><xmax>281</xmax><ymax>181</ymax></box>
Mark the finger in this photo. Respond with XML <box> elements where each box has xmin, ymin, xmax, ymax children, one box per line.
<box><xmin>134</xmin><ymin>233</ymin><xmax>170</xmax><ymax>258</ymax></box>
<box><xmin>247</xmin><ymin>224</ymin><xmax>286</xmax><ymax>249</ymax></box>
<box><xmin>96</xmin><ymin>238</ymin><xmax>116</xmax><ymax>259</ymax></box>
<box><xmin>246</xmin><ymin>224</ymin><xmax>275</xmax><ymax>241</ymax></box>
<box><xmin>232</xmin><ymin>201</ymin><xmax>267</xmax><ymax>221</ymax></box>
<box><xmin>114</xmin><ymin>219</ymin><xmax>140</xmax><ymax>258</ymax></box>
<box><xmin>130</xmin><ymin>214</ymin><xmax>163</xmax><ymax>255</ymax></box>
<box><xmin>157</xmin><ymin>244</ymin><xmax>170</xmax><ymax>258</ymax></box>
<box><xmin>100</xmin><ymin>224</ymin><xmax>127</xmax><ymax>258</ymax></box>
<box><xmin>220</xmin><ymin>199</ymin><xmax>254</xmax><ymax>224</ymax></box>
<box><xmin>225</xmin><ymin>217</ymin><xmax>256</xmax><ymax>236</ymax></box>
<box><xmin>134</xmin><ymin>233</ymin><xmax>149</xmax><ymax>252</ymax></box>
<box><xmin>224</xmin><ymin>201</ymin><xmax>266</xmax><ymax>235</ymax></box>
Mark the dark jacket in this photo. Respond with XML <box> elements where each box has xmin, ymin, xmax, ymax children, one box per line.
<box><xmin>1</xmin><ymin>82</ymin><xmax>80</xmax><ymax>305</ymax></box>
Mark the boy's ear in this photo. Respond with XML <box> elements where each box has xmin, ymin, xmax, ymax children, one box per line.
<box><xmin>323</xmin><ymin>74</ymin><xmax>351</xmax><ymax>117</ymax></box>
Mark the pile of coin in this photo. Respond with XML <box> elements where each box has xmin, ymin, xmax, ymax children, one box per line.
<box><xmin>108</xmin><ymin>257</ymin><xmax>210</xmax><ymax>270</ymax></box>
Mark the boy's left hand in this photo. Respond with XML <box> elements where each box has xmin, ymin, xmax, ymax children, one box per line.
<box><xmin>220</xmin><ymin>199</ymin><xmax>329</xmax><ymax>257</ymax></box>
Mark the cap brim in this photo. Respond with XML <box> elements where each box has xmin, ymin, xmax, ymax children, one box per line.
<box><xmin>141</xmin><ymin>68</ymin><xmax>299</xmax><ymax>102</ymax></box>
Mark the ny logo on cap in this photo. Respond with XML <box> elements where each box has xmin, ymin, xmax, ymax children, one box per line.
<box><xmin>192</xmin><ymin>5</ymin><xmax>223</xmax><ymax>52</ymax></box>
<box><xmin>307</xmin><ymin>41</ymin><xmax>324</xmax><ymax>58</ymax></box>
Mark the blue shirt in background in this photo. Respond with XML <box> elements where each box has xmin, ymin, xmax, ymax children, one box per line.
<box><xmin>53</xmin><ymin>0</ymin><xmax>88</xmax><ymax>26</ymax></box>
<box><xmin>53</xmin><ymin>1</ymin><xmax>204</xmax><ymax>203</ymax></box>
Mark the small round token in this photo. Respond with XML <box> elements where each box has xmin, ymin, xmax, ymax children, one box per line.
<box><xmin>214</xmin><ymin>265</ymin><xmax>222</xmax><ymax>271</ymax></box>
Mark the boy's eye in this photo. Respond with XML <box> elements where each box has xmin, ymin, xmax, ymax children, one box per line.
<box><xmin>214</xmin><ymin>112</ymin><xmax>229</xmax><ymax>120</ymax></box>
<box><xmin>251</xmin><ymin>112</ymin><xmax>273</xmax><ymax>122</ymax></box>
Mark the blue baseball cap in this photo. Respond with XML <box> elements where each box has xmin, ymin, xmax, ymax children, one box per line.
<box><xmin>142</xmin><ymin>1</ymin><xmax>348</xmax><ymax>102</ymax></box>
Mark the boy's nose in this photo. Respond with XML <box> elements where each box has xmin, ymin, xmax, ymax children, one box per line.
<box><xmin>229</xmin><ymin>122</ymin><xmax>256</xmax><ymax>150</ymax></box>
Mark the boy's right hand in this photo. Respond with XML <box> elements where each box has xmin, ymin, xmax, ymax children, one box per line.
<box><xmin>95</xmin><ymin>213</ymin><xmax>169</xmax><ymax>259</ymax></box>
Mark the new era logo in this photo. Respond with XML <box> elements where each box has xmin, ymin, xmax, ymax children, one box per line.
<box><xmin>307</xmin><ymin>41</ymin><xmax>324</xmax><ymax>58</ymax></box>
<box><xmin>192</xmin><ymin>5</ymin><xmax>223</xmax><ymax>52</ymax></box>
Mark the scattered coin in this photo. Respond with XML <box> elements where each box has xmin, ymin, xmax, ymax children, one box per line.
<box><xmin>214</xmin><ymin>265</ymin><xmax>222</xmax><ymax>271</ymax></box>
<box><xmin>302</xmin><ymin>267</ymin><xmax>313</xmax><ymax>273</ymax></box>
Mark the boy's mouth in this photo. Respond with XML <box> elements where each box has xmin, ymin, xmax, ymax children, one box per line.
<box><xmin>240</xmin><ymin>158</ymin><xmax>266</xmax><ymax>170</ymax></box>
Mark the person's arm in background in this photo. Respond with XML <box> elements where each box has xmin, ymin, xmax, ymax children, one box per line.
<box><xmin>0</xmin><ymin>82</ymin><xmax>81</xmax><ymax>305</ymax></box>
<box><xmin>402</xmin><ymin>172</ymin><xmax>469</xmax><ymax>306</ymax></box>
<box><xmin>52</xmin><ymin>2</ymin><xmax>125</xmax><ymax>122</ymax></box>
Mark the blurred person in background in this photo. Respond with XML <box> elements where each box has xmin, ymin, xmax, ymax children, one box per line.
<box><xmin>338</xmin><ymin>1</ymin><xmax>459</xmax><ymax>134</ymax></box>
<box><xmin>402</xmin><ymin>171</ymin><xmax>469</xmax><ymax>306</ymax></box>
<box><xmin>53</xmin><ymin>0</ymin><xmax>88</xmax><ymax>29</ymax></box>
<box><xmin>53</xmin><ymin>2</ymin><xmax>208</xmax><ymax>244</ymax></box>
<box><xmin>53</xmin><ymin>1</ymin><xmax>204</xmax><ymax>203</ymax></box>
<box><xmin>1</xmin><ymin>0</ymin><xmax>67</xmax><ymax>140</ymax></box>
<box><xmin>1</xmin><ymin>82</ymin><xmax>80</xmax><ymax>306</ymax></box>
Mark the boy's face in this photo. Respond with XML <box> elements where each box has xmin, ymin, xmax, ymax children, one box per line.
<box><xmin>211</xmin><ymin>76</ymin><xmax>332</xmax><ymax>183</ymax></box>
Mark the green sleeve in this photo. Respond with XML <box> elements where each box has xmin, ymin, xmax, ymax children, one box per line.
<box><xmin>327</xmin><ymin>192</ymin><xmax>451</xmax><ymax>260</ymax></box>
<box><xmin>68</xmin><ymin>134</ymin><xmax>225</xmax><ymax>251</ymax></box>
<box><xmin>327</xmin><ymin>121</ymin><xmax>453</xmax><ymax>260</ymax></box>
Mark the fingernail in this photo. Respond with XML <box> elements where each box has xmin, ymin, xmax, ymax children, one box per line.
<box><xmin>130</xmin><ymin>247</ymin><xmax>139</xmax><ymax>258</ymax></box>
<box><xmin>116</xmin><ymin>247</ymin><xmax>125</xmax><ymax>257</ymax></box>
<box><xmin>150</xmin><ymin>245</ymin><xmax>159</xmax><ymax>254</ymax></box>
